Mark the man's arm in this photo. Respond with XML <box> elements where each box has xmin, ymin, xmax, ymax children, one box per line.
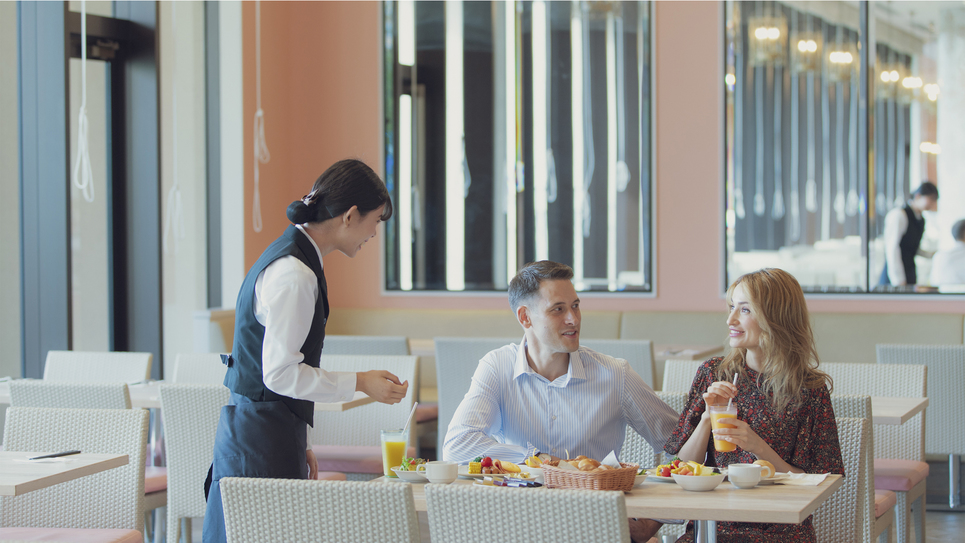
<box><xmin>442</xmin><ymin>357</ymin><xmax>529</xmax><ymax>464</ymax></box>
<box><xmin>883</xmin><ymin>208</ymin><xmax>908</xmax><ymax>285</ymax></box>
<box><xmin>623</xmin><ymin>367</ymin><xmax>680</xmax><ymax>451</ymax></box>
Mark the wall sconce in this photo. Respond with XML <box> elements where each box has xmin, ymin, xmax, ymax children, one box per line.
<box><xmin>920</xmin><ymin>141</ymin><xmax>941</xmax><ymax>155</ymax></box>
<box><xmin>876</xmin><ymin>63</ymin><xmax>901</xmax><ymax>100</ymax></box>
<box><xmin>748</xmin><ymin>16</ymin><xmax>787</xmax><ymax>67</ymax></box>
<box><xmin>827</xmin><ymin>43</ymin><xmax>857</xmax><ymax>83</ymax></box>
<box><xmin>790</xmin><ymin>32</ymin><xmax>821</xmax><ymax>73</ymax></box>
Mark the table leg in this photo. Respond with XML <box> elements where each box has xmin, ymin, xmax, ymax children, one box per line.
<box><xmin>694</xmin><ymin>520</ymin><xmax>717</xmax><ymax>543</ymax></box>
<box><xmin>951</xmin><ymin>454</ymin><xmax>962</xmax><ymax>509</ymax></box>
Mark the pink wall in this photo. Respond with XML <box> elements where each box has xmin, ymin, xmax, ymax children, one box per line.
<box><xmin>243</xmin><ymin>1</ymin><xmax>963</xmax><ymax>315</ymax></box>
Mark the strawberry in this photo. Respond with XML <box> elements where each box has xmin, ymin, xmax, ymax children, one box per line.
<box><xmin>480</xmin><ymin>456</ymin><xmax>493</xmax><ymax>468</ymax></box>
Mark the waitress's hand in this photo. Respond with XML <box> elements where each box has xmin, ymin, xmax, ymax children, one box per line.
<box><xmin>711</xmin><ymin>417</ymin><xmax>766</xmax><ymax>456</ymax></box>
<box><xmin>306</xmin><ymin>448</ymin><xmax>318</xmax><ymax>480</ymax></box>
<box><xmin>356</xmin><ymin>370</ymin><xmax>409</xmax><ymax>404</ymax></box>
<box><xmin>702</xmin><ymin>380</ymin><xmax>738</xmax><ymax>408</ymax></box>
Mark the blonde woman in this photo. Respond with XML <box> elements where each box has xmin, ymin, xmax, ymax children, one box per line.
<box><xmin>665</xmin><ymin>268</ymin><xmax>844</xmax><ymax>542</ymax></box>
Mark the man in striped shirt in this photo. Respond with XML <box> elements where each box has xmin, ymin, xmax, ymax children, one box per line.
<box><xmin>444</xmin><ymin>261</ymin><xmax>678</xmax><ymax>541</ymax></box>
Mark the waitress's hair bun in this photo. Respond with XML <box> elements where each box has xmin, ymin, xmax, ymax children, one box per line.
<box><xmin>286</xmin><ymin>196</ymin><xmax>333</xmax><ymax>224</ymax></box>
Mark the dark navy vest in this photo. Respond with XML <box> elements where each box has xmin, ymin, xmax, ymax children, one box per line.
<box><xmin>898</xmin><ymin>205</ymin><xmax>925</xmax><ymax>284</ymax></box>
<box><xmin>223</xmin><ymin>225</ymin><xmax>329</xmax><ymax>426</ymax></box>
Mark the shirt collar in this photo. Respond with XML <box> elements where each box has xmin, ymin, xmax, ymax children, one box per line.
<box><xmin>295</xmin><ymin>224</ymin><xmax>324</xmax><ymax>270</ymax></box>
<box><xmin>512</xmin><ymin>337</ymin><xmax>586</xmax><ymax>386</ymax></box>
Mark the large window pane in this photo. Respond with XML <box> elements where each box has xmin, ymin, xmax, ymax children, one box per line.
<box><xmin>725</xmin><ymin>1</ymin><xmax>965</xmax><ymax>294</ymax></box>
<box><xmin>384</xmin><ymin>1</ymin><xmax>653</xmax><ymax>292</ymax></box>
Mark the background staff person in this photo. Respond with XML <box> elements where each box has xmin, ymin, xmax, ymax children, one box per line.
<box><xmin>879</xmin><ymin>181</ymin><xmax>939</xmax><ymax>286</ymax></box>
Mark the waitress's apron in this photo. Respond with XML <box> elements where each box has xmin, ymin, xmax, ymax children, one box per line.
<box><xmin>202</xmin><ymin>395</ymin><xmax>307</xmax><ymax>543</ymax></box>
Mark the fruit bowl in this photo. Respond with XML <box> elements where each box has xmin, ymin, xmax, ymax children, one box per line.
<box><xmin>391</xmin><ymin>466</ymin><xmax>427</xmax><ymax>482</ymax></box>
<box><xmin>671</xmin><ymin>472</ymin><xmax>725</xmax><ymax>492</ymax></box>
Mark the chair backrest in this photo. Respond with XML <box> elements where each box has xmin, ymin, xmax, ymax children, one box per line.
<box><xmin>876</xmin><ymin>344</ymin><xmax>965</xmax><ymax>455</ymax></box>
<box><xmin>661</xmin><ymin>359</ymin><xmax>704</xmax><ymax>392</ymax></box>
<box><xmin>434</xmin><ymin>337</ymin><xmax>518</xmax><ymax>453</ymax></box>
<box><xmin>9</xmin><ymin>380</ymin><xmax>132</xmax><ymax>409</ymax></box>
<box><xmin>425</xmin><ymin>483</ymin><xmax>630</xmax><ymax>542</ymax></box>
<box><xmin>582</xmin><ymin>339</ymin><xmax>655</xmax><ymax>389</ymax></box>
<box><xmin>1</xmin><ymin>407</ymin><xmax>149</xmax><ymax>531</ymax></box>
<box><xmin>622</xmin><ymin>391</ymin><xmax>687</xmax><ymax>470</ymax></box>
<box><xmin>309</xmin><ymin>355</ymin><xmax>419</xmax><ymax>447</ymax></box>
<box><xmin>828</xmin><ymin>396</ymin><xmax>875</xmax><ymax>543</ymax></box>
<box><xmin>43</xmin><ymin>350</ymin><xmax>152</xmax><ymax>383</ymax></box>
<box><xmin>822</xmin><ymin>362</ymin><xmax>926</xmax><ymax>461</ymax></box>
<box><xmin>171</xmin><ymin>353</ymin><xmax>228</xmax><ymax>385</ymax></box>
<box><xmin>219</xmin><ymin>478</ymin><xmax>420</xmax><ymax>543</ymax></box>
<box><xmin>813</xmin><ymin>417</ymin><xmax>868</xmax><ymax>543</ymax></box>
<box><xmin>323</xmin><ymin>335</ymin><xmax>411</xmax><ymax>356</ymax></box>
<box><xmin>159</xmin><ymin>384</ymin><xmax>230</xmax><ymax>521</ymax></box>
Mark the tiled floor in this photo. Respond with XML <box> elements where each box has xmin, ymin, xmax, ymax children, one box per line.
<box><xmin>925</xmin><ymin>510</ymin><xmax>965</xmax><ymax>542</ymax></box>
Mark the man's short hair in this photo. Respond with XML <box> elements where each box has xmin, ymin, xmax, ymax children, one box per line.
<box><xmin>913</xmin><ymin>181</ymin><xmax>939</xmax><ymax>199</ymax></box>
<box><xmin>508</xmin><ymin>261</ymin><xmax>574</xmax><ymax>312</ymax></box>
<box><xmin>952</xmin><ymin>219</ymin><xmax>965</xmax><ymax>242</ymax></box>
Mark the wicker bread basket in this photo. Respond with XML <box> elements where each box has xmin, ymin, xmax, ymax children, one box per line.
<box><xmin>541</xmin><ymin>461</ymin><xmax>639</xmax><ymax>491</ymax></box>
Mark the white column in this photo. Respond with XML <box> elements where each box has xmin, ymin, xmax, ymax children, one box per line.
<box><xmin>936</xmin><ymin>21</ymin><xmax>965</xmax><ymax>251</ymax></box>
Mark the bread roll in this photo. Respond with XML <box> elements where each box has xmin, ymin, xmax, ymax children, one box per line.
<box><xmin>754</xmin><ymin>459</ymin><xmax>775</xmax><ymax>478</ymax></box>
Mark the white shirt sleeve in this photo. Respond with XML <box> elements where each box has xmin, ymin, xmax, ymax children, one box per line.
<box><xmin>443</xmin><ymin>356</ymin><xmax>529</xmax><ymax>464</ymax></box>
<box><xmin>622</xmin><ymin>366</ymin><xmax>680</xmax><ymax>452</ymax></box>
<box><xmin>254</xmin><ymin>256</ymin><xmax>357</xmax><ymax>403</ymax></box>
<box><xmin>883</xmin><ymin>208</ymin><xmax>908</xmax><ymax>285</ymax></box>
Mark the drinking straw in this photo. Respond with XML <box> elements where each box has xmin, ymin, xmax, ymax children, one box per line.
<box><xmin>401</xmin><ymin>401</ymin><xmax>419</xmax><ymax>436</ymax></box>
<box><xmin>726</xmin><ymin>373</ymin><xmax>739</xmax><ymax>410</ymax></box>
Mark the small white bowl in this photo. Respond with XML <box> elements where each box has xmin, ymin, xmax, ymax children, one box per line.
<box><xmin>672</xmin><ymin>472</ymin><xmax>725</xmax><ymax>492</ymax></box>
<box><xmin>391</xmin><ymin>466</ymin><xmax>427</xmax><ymax>482</ymax></box>
<box><xmin>633</xmin><ymin>473</ymin><xmax>648</xmax><ymax>488</ymax></box>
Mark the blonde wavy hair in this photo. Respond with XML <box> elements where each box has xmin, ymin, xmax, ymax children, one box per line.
<box><xmin>716</xmin><ymin>268</ymin><xmax>831</xmax><ymax>413</ymax></box>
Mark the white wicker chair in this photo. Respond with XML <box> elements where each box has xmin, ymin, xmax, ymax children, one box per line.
<box><xmin>322</xmin><ymin>335</ymin><xmax>411</xmax><ymax>355</ymax></box>
<box><xmin>0</xmin><ymin>407</ymin><xmax>149</xmax><ymax>533</ymax></box>
<box><xmin>828</xmin><ymin>395</ymin><xmax>896</xmax><ymax>543</ymax></box>
<box><xmin>813</xmin><ymin>417</ymin><xmax>870</xmax><ymax>543</ymax></box>
<box><xmin>309</xmin><ymin>355</ymin><xmax>419</xmax><ymax>480</ymax></box>
<box><xmin>823</xmin><ymin>362</ymin><xmax>926</xmax><ymax>543</ymax></box>
<box><xmin>582</xmin><ymin>339</ymin><xmax>656</xmax><ymax>389</ymax></box>
<box><xmin>434</xmin><ymin>337</ymin><xmax>518</xmax><ymax>454</ymax></box>
<box><xmin>158</xmin><ymin>384</ymin><xmax>229</xmax><ymax>543</ymax></box>
<box><xmin>425</xmin><ymin>483</ymin><xmax>630</xmax><ymax>542</ymax></box>
<box><xmin>622</xmin><ymin>391</ymin><xmax>687</xmax><ymax>543</ymax></box>
<box><xmin>219</xmin><ymin>478</ymin><xmax>421</xmax><ymax>543</ymax></box>
<box><xmin>9</xmin><ymin>381</ymin><xmax>132</xmax><ymax>409</ymax></box>
<box><xmin>170</xmin><ymin>354</ymin><xmax>227</xmax><ymax>385</ymax></box>
<box><xmin>43</xmin><ymin>351</ymin><xmax>153</xmax><ymax>383</ymax></box>
<box><xmin>661</xmin><ymin>359</ymin><xmax>704</xmax><ymax>392</ymax></box>
<box><xmin>877</xmin><ymin>344</ymin><xmax>965</xmax><ymax>510</ymax></box>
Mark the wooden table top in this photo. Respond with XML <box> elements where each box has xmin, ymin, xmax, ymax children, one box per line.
<box><xmin>653</xmin><ymin>344</ymin><xmax>724</xmax><ymax>362</ymax></box>
<box><xmin>870</xmin><ymin>396</ymin><xmax>929</xmax><ymax>425</ymax></box>
<box><xmin>0</xmin><ymin>451</ymin><xmax>129</xmax><ymax>496</ymax></box>
<box><xmin>0</xmin><ymin>381</ymin><xmax>375</xmax><ymax>412</ymax></box>
<box><xmin>377</xmin><ymin>474</ymin><xmax>843</xmax><ymax>525</ymax></box>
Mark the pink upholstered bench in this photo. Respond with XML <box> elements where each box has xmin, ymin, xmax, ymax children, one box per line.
<box><xmin>415</xmin><ymin>403</ymin><xmax>438</xmax><ymax>423</ymax></box>
<box><xmin>312</xmin><ymin>444</ymin><xmax>417</xmax><ymax>475</ymax></box>
<box><xmin>314</xmin><ymin>471</ymin><xmax>347</xmax><ymax>481</ymax></box>
<box><xmin>873</xmin><ymin>458</ymin><xmax>929</xmax><ymax>492</ymax></box>
<box><xmin>0</xmin><ymin>527</ymin><xmax>142</xmax><ymax>543</ymax></box>
<box><xmin>875</xmin><ymin>489</ymin><xmax>897</xmax><ymax>518</ymax></box>
<box><xmin>144</xmin><ymin>466</ymin><xmax>167</xmax><ymax>494</ymax></box>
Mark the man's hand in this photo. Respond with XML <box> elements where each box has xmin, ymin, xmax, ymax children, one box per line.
<box><xmin>357</xmin><ymin>370</ymin><xmax>409</xmax><ymax>404</ymax></box>
<box><xmin>306</xmin><ymin>448</ymin><xmax>318</xmax><ymax>480</ymax></box>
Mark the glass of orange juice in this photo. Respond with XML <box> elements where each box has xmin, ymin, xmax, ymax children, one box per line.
<box><xmin>381</xmin><ymin>429</ymin><xmax>408</xmax><ymax>477</ymax></box>
<box><xmin>708</xmin><ymin>404</ymin><xmax>738</xmax><ymax>452</ymax></box>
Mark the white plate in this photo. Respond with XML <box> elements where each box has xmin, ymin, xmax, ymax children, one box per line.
<box><xmin>458</xmin><ymin>464</ymin><xmax>537</xmax><ymax>480</ymax></box>
<box><xmin>755</xmin><ymin>473</ymin><xmax>789</xmax><ymax>485</ymax></box>
<box><xmin>390</xmin><ymin>466</ymin><xmax>427</xmax><ymax>482</ymax></box>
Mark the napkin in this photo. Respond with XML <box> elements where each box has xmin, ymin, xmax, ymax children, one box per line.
<box><xmin>601</xmin><ymin>450</ymin><xmax>622</xmax><ymax>468</ymax></box>
<box><xmin>14</xmin><ymin>458</ymin><xmax>73</xmax><ymax>464</ymax></box>
<box><xmin>557</xmin><ymin>461</ymin><xmax>579</xmax><ymax>471</ymax></box>
<box><xmin>775</xmin><ymin>472</ymin><xmax>829</xmax><ymax>486</ymax></box>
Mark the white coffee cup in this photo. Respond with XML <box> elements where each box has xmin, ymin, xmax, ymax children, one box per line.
<box><xmin>728</xmin><ymin>463</ymin><xmax>762</xmax><ymax>489</ymax></box>
<box><xmin>417</xmin><ymin>460</ymin><xmax>458</xmax><ymax>484</ymax></box>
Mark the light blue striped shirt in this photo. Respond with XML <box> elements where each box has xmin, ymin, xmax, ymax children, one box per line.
<box><xmin>443</xmin><ymin>339</ymin><xmax>679</xmax><ymax>464</ymax></box>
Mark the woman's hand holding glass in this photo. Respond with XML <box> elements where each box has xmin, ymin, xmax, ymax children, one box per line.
<box><xmin>701</xmin><ymin>380</ymin><xmax>738</xmax><ymax>410</ymax></box>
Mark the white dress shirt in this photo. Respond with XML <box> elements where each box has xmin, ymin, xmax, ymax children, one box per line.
<box><xmin>930</xmin><ymin>241</ymin><xmax>965</xmax><ymax>286</ymax></box>
<box><xmin>253</xmin><ymin>225</ymin><xmax>357</xmax><ymax>404</ymax></box>
<box><xmin>883</xmin><ymin>206</ymin><xmax>931</xmax><ymax>285</ymax></box>
<box><xmin>443</xmin><ymin>339</ymin><xmax>679</xmax><ymax>464</ymax></box>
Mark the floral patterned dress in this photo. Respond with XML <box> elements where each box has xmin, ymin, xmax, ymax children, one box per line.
<box><xmin>664</xmin><ymin>357</ymin><xmax>845</xmax><ymax>543</ymax></box>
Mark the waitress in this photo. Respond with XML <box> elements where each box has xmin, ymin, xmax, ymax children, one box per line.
<box><xmin>203</xmin><ymin>159</ymin><xmax>409</xmax><ymax>543</ymax></box>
